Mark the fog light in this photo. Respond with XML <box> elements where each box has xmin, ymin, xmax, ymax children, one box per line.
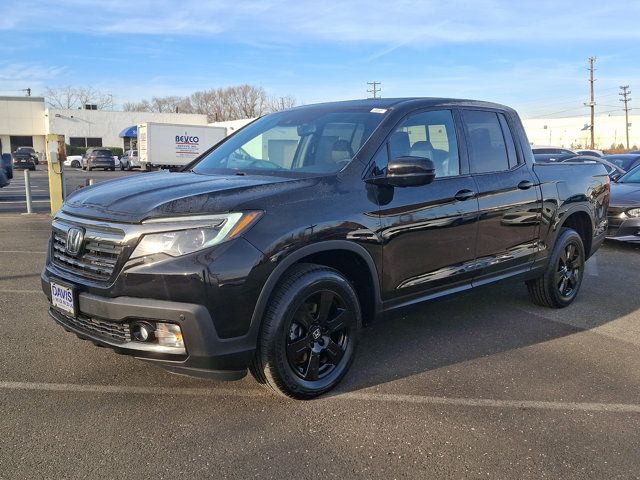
<box><xmin>155</xmin><ymin>323</ymin><xmax>184</xmax><ymax>349</ymax></box>
<box><xmin>131</xmin><ymin>322</ymin><xmax>155</xmax><ymax>342</ymax></box>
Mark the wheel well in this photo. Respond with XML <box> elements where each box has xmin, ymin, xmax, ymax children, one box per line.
<box><xmin>561</xmin><ymin>211</ymin><xmax>592</xmax><ymax>256</ymax></box>
<box><xmin>297</xmin><ymin>250</ymin><xmax>377</xmax><ymax>326</ymax></box>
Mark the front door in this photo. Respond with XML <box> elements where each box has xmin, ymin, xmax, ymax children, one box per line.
<box><xmin>368</xmin><ymin>109</ymin><xmax>480</xmax><ymax>306</ymax></box>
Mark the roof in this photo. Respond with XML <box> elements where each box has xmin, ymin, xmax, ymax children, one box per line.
<box><xmin>292</xmin><ymin>97</ymin><xmax>512</xmax><ymax>112</ymax></box>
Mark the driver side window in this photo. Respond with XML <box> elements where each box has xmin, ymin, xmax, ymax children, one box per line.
<box><xmin>375</xmin><ymin>110</ymin><xmax>460</xmax><ymax>178</ymax></box>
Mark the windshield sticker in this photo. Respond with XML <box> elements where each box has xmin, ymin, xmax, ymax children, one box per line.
<box><xmin>370</xmin><ymin>108</ymin><xmax>387</xmax><ymax>114</ymax></box>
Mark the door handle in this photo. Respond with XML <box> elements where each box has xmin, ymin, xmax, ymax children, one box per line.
<box><xmin>517</xmin><ymin>180</ymin><xmax>534</xmax><ymax>190</ymax></box>
<box><xmin>454</xmin><ymin>189</ymin><xmax>476</xmax><ymax>201</ymax></box>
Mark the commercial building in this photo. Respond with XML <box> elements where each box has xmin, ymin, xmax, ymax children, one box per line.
<box><xmin>0</xmin><ymin>96</ymin><xmax>208</xmax><ymax>158</ymax></box>
<box><xmin>522</xmin><ymin>114</ymin><xmax>639</xmax><ymax>150</ymax></box>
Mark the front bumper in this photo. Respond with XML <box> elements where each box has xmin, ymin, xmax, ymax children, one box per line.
<box><xmin>42</xmin><ymin>273</ymin><xmax>256</xmax><ymax>380</ymax></box>
<box><xmin>606</xmin><ymin>216</ymin><xmax>640</xmax><ymax>243</ymax></box>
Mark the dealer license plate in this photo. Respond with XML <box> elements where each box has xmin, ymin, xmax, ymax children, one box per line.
<box><xmin>50</xmin><ymin>281</ymin><xmax>76</xmax><ymax>317</ymax></box>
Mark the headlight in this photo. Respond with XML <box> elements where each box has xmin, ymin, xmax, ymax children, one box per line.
<box><xmin>626</xmin><ymin>208</ymin><xmax>640</xmax><ymax>218</ymax></box>
<box><xmin>131</xmin><ymin>211</ymin><xmax>262</xmax><ymax>259</ymax></box>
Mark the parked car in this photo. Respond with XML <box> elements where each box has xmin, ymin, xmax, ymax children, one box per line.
<box><xmin>557</xmin><ymin>155</ymin><xmax>626</xmax><ymax>180</ymax></box>
<box><xmin>606</xmin><ymin>165</ymin><xmax>640</xmax><ymax>242</ymax></box>
<box><xmin>119</xmin><ymin>150</ymin><xmax>140</xmax><ymax>170</ymax></box>
<box><xmin>15</xmin><ymin>146</ymin><xmax>39</xmax><ymax>164</ymax></box>
<box><xmin>602</xmin><ymin>154</ymin><xmax>640</xmax><ymax>173</ymax></box>
<box><xmin>11</xmin><ymin>152</ymin><xmax>36</xmax><ymax>171</ymax></box>
<box><xmin>532</xmin><ymin>145</ymin><xmax>577</xmax><ymax>156</ymax></box>
<box><xmin>64</xmin><ymin>155</ymin><xmax>83</xmax><ymax>168</ymax></box>
<box><xmin>533</xmin><ymin>152</ymin><xmax>577</xmax><ymax>163</ymax></box>
<box><xmin>576</xmin><ymin>149</ymin><xmax>604</xmax><ymax>157</ymax></box>
<box><xmin>0</xmin><ymin>153</ymin><xmax>12</xmax><ymax>187</ymax></box>
<box><xmin>84</xmin><ymin>149</ymin><xmax>115</xmax><ymax>171</ymax></box>
<box><xmin>42</xmin><ymin>98</ymin><xmax>609</xmax><ymax>399</ymax></box>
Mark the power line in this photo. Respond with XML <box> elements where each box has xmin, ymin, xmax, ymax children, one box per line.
<box><xmin>366</xmin><ymin>81</ymin><xmax>381</xmax><ymax>99</ymax></box>
<box><xmin>619</xmin><ymin>85</ymin><xmax>632</xmax><ymax>149</ymax></box>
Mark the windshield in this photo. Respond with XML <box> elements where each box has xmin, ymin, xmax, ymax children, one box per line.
<box><xmin>192</xmin><ymin>107</ymin><xmax>386</xmax><ymax>175</ymax></box>
<box><xmin>606</xmin><ymin>156</ymin><xmax>639</xmax><ymax>170</ymax></box>
<box><xmin>619</xmin><ymin>165</ymin><xmax>640</xmax><ymax>183</ymax></box>
<box><xmin>94</xmin><ymin>150</ymin><xmax>112</xmax><ymax>156</ymax></box>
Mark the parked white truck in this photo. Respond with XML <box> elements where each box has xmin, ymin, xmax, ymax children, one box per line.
<box><xmin>138</xmin><ymin>123</ymin><xmax>227</xmax><ymax>169</ymax></box>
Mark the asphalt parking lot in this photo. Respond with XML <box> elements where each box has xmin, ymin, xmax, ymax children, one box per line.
<box><xmin>0</xmin><ymin>210</ymin><xmax>639</xmax><ymax>479</ymax></box>
<box><xmin>0</xmin><ymin>167</ymin><xmax>140</xmax><ymax>214</ymax></box>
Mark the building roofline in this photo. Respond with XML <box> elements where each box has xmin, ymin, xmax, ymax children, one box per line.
<box><xmin>0</xmin><ymin>96</ymin><xmax>45</xmax><ymax>102</ymax></box>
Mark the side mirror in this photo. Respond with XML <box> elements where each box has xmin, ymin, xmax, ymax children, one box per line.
<box><xmin>366</xmin><ymin>156</ymin><xmax>436</xmax><ymax>187</ymax></box>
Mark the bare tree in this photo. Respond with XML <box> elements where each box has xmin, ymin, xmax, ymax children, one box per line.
<box><xmin>124</xmin><ymin>85</ymin><xmax>290</xmax><ymax>121</ymax></box>
<box><xmin>45</xmin><ymin>86</ymin><xmax>113</xmax><ymax>109</ymax></box>
<box><xmin>269</xmin><ymin>95</ymin><xmax>297</xmax><ymax>112</ymax></box>
<box><xmin>123</xmin><ymin>96</ymin><xmax>192</xmax><ymax>113</ymax></box>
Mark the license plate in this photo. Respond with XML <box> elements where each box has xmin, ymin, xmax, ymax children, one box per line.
<box><xmin>51</xmin><ymin>281</ymin><xmax>76</xmax><ymax>317</ymax></box>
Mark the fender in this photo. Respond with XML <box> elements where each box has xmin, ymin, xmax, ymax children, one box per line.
<box><xmin>247</xmin><ymin>240</ymin><xmax>383</xmax><ymax>339</ymax></box>
<box><xmin>548</xmin><ymin>203</ymin><xmax>595</xmax><ymax>253</ymax></box>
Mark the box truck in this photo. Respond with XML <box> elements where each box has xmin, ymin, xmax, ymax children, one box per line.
<box><xmin>138</xmin><ymin>123</ymin><xmax>227</xmax><ymax>169</ymax></box>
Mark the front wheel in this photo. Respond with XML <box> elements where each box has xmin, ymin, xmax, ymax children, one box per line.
<box><xmin>250</xmin><ymin>264</ymin><xmax>360</xmax><ymax>399</ymax></box>
<box><xmin>526</xmin><ymin>228</ymin><xmax>585</xmax><ymax>308</ymax></box>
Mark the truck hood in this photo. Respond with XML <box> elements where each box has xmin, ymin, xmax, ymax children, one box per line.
<box><xmin>610</xmin><ymin>182</ymin><xmax>640</xmax><ymax>207</ymax></box>
<box><xmin>62</xmin><ymin>171</ymin><xmax>315</xmax><ymax>223</ymax></box>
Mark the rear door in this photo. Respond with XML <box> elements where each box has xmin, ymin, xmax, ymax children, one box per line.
<box><xmin>461</xmin><ymin>109</ymin><xmax>542</xmax><ymax>283</ymax></box>
<box><xmin>372</xmin><ymin>109</ymin><xmax>480</xmax><ymax>304</ymax></box>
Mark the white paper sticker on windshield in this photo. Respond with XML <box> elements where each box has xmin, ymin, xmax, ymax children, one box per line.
<box><xmin>370</xmin><ymin>108</ymin><xmax>387</xmax><ymax>114</ymax></box>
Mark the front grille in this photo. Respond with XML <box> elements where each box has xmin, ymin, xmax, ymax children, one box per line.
<box><xmin>52</xmin><ymin>231</ymin><xmax>123</xmax><ymax>281</ymax></box>
<box><xmin>53</xmin><ymin>309</ymin><xmax>131</xmax><ymax>344</ymax></box>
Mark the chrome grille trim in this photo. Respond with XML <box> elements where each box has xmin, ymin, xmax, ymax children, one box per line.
<box><xmin>51</xmin><ymin>217</ymin><xmax>126</xmax><ymax>282</ymax></box>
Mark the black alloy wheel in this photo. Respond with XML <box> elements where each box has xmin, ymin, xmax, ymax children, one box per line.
<box><xmin>250</xmin><ymin>263</ymin><xmax>360</xmax><ymax>399</ymax></box>
<box><xmin>555</xmin><ymin>241</ymin><xmax>583</xmax><ymax>300</ymax></box>
<box><xmin>285</xmin><ymin>290</ymin><xmax>351</xmax><ymax>382</ymax></box>
<box><xmin>527</xmin><ymin>227</ymin><xmax>586</xmax><ymax>308</ymax></box>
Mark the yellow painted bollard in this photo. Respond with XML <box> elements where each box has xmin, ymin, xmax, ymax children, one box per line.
<box><xmin>45</xmin><ymin>134</ymin><xmax>65</xmax><ymax>215</ymax></box>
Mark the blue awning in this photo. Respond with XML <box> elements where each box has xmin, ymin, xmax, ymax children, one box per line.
<box><xmin>119</xmin><ymin>125</ymin><xmax>137</xmax><ymax>138</ymax></box>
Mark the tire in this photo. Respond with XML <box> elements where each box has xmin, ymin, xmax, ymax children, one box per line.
<box><xmin>250</xmin><ymin>263</ymin><xmax>360</xmax><ymax>399</ymax></box>
<box><xmin>71</xmin><ymin>160</ymin><xmax>80</xmax><ymax>168</ymax></box>
<box><xmin>120</xmin><ymin>163</ymin><xmax>125</xmax><ymax>171</ymax></box>
<box><xmin>526</xmin><ymin>228</ymin><xmax>586</xmax><ymax>308</ymax></box>
<box><xmin>88</xmin><ymin>166</ymin><xmax>93</xmax><ymax>171</ymax></box>
<box><xmin>109</xmin><ymin>167</ymin><xmax>115</xmax><ymax>171</ymax></box>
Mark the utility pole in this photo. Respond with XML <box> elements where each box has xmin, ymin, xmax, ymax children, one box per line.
<box><xmin>367</xmin><ymin>81</ymin><xmax>381</xmax><ymax>99</ymax></box>
<box><xmin>586</xmin><ymin>57</ymin><xmax>597</xmax><ymax>149</ymax></box>
<box><xmin>619</xmin><ymin>85</ymin><xmax>632</xmax><ymax>150</ymax></box>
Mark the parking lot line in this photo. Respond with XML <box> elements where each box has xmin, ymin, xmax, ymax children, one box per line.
<box><xmin>1</xmin><ymin>380</ymin><xmax>639</xmax><ymax>413</ymax></box>
<box><xmin>2</xmin><ymin>289</ymin><xmax>42</xmax><ymax>293</ymax></box>
<box><xmin>0</xmin><ymin>250</ymin><xmax>47</xmax><ymax>254</ymax></box>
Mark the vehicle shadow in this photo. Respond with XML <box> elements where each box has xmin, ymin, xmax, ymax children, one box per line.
<box><xmin>333</xmin><ymin>244</ymin><xmax>640</xmax><ymax>395</ymax></box>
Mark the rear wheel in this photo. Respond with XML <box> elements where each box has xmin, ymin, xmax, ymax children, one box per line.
<box><xmin>526</xmin><ymin>228</ymin><xmax>585</xmax><ymax>308</ymax></box>
<box><xmin>250</xmin><ymin>263</ymin><xmax>360</xmax><ymax>399</ymax></box>
<box><xmin>71</xmin><ymin>160</ymin><xmax>80</xmax><ymax>168</ymax></box>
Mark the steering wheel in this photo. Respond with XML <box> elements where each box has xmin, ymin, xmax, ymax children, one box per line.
<box><xmin>248</xmin><ymin>160</ymin><xmax>283</xmax><ymax>169</ymax></box>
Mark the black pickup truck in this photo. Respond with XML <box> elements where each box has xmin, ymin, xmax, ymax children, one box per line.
<box><xmin>41</xmin><ymin>98</ymin><xmax>610</xmax><ymax>398</ymax></box>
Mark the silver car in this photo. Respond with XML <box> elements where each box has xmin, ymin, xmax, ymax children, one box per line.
<box><xmin>119</xmin><ymin>150</ymin><xmax>140</xmax><ymax>170</ymax></box>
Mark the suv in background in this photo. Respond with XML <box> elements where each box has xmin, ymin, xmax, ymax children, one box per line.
<box><xmin>15</xmin><ymin>146</ymin><xmax>39</xmax><ymax>165</ymax></box>
<box><xmin>85</xmin><ymin>149</ymin><xmax>115</xmax><ymax>171</ymax></box>
<box><xmin>119</xmin><ymin>150</ymin><xmax>140</xmax><ymax>170</ymax></box>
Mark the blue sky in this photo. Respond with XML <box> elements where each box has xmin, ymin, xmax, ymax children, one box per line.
<box><xmin>1</xmin><ymin>0</ymin><xmax>639</xmax><ymax>118</ymax></box>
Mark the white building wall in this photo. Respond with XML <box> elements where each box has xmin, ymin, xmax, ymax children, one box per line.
<box><xmin>522</xmin><ymin>114</ymin><xmax>640</xmax><ymax>150</ymax></box>
<box><xmin>47</xmin><ymin>109</ymin><xmax>209</xmax><ymax>148</ymax></box>
<box><xmin>0</xmin><ymin>96</ymin><xmax>47</xmax><ymax>154</ymax></box>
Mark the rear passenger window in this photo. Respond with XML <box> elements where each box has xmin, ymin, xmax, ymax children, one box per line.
<box><xmin>497</xmin><ymin>114</ymin><xmax>519</xmax><ymax>168</ymax></box>
<box><xmin>463</xmin><ymin>110</ymin><xmax>511</xmax><ymax>173</ymax></box>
